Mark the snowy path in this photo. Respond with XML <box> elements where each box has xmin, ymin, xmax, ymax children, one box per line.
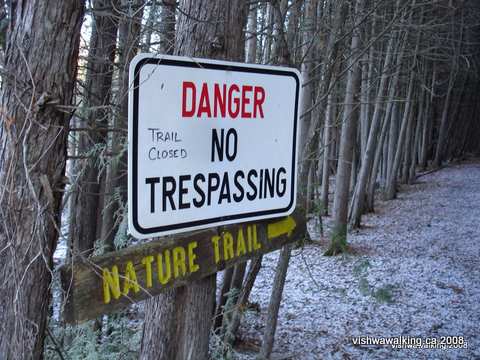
<box><xmin>238</xmin><ymin>162</ymin><xmax>480</xmax><ymax>359</ymax></box>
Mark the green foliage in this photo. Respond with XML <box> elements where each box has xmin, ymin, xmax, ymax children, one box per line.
<box><xmin>210</xmin><ymin>332</ymin><xmax>237</xmax><ymax>360</ymax></box>
<box><xmin>352</xmin><ymin>259</ymin><xmax>396</xmax><ymax>304</ymax></box>
<box><xmin>358</xmin><ymin>277</ymin><xmax>371</xmax><ymax>296</ymax></box>
<box><xmin>352</xmin><ymin>259</ymin><xmax>371</xmax><ymax>276</ymax></box>
<box><xmin>210</xmin><ymin>289</ymin><xmax>248</xmax><ymax>360</ymax></box>
<box><xmin>83</xmin><ymin>143</ymin><xmax>109</xmax><ymax>176</ymax></box>
<box><xmin>310</xmin><ymin>199</ymin><xmax>325</xmax><ymax>236</ymax></box>
<box><xmin>211</xmin><ymin>288</ymin><xmax>242</xmax><ymax>360</ymax></box>
<box><xmin>372</xmin><ymin>285</ymin><xmax>395</xmax><ymax>304</ymax></box>
<box><xmin>114</xmin><ymin>208</ymin><xmax>130</xmax><ymax>250</ymax></box>
<box><xmin>44</xmin><ymin>314</ymin><xmax>141</xmax><ymax>360</ymax></box>
<box><xmin>310</xmin><ymin>199</ymin><xmax>325</xmax><ymax>216</ymax></box>
<box><xmin>324</xmin><ymin>224</ymin><xmax>348</xmax><ymax>256</ymax></box>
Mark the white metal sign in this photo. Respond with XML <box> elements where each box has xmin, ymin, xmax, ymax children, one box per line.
<box><xmin>128</xmin><ymin>54</ymin><xmax>300</xmax><ymax>239</ymax></box>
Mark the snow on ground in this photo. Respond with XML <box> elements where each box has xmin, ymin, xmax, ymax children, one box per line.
<box><xmin>237</xmin><ymin>162</ymin><xmax>480</xmax><ymax>359</ymax></box>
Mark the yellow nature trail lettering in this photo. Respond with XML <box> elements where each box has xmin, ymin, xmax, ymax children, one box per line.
<box><xmin>211</xmin><ymin>224</ymin><xmax>261</xmax><ymax>264</ymax></box>
<box><xmin>100</xmin><ymin>215</ymin><xmax>299</xmax><ymax>305</ymax></box>
<box><xmin>122</xmin><ymin>261</ymin><xmax>140</xmax><ymax>296</ymax></box>
<box><xmin>98</xmin><ymin>217</ymin><xmax>299</xmax><ymax>308</ymax></box>
<box><xmin>211</xmin><ymin>235</ymin><xmax>221</xmax><ymax>263</ymax></box>
<box><xmin>236</xmin><ymin>226</ymin><xmax>246</xmax><ymax>257</ymax></box>
<box><xmin>102</xmin><ymin>241</ymin><xmax>201</xmax><ymax>304</ymax></box>
<box><xmin>223</xmin><ymin>231</ymin><xmax>234</xmax><ymax>260</ymax></box>
<box><xmin>157</xmin><ymin>249</ymin><xmax>172</xmax><ymax>285</ymax></box>
<box><xmin>102</xmin><ymin>265</ymin><xmax>121</xmax><ymax>304</ymax></box>
<box><xmin>142</xmin><ymin>255</ymin><xmax>154</xmax><ymax>287</ymax></box>
<box><xmin>253</xmin><ymin>224</ymin><xmax>261</xmax><ymax>250</ymax></box>
<box><xmin>247</xmin><ymin>225</ymin><xmax>253</xmax><ymax>252</ymax></box>
<box><xmin>173</xmin><ymin>246</ymin><xmax>187</xmax><ymax>278</ymax></box>
<box><xmin>188</xmin><ymin>241</ymin><xmax>200</xmax><ymax>272</ymax></box>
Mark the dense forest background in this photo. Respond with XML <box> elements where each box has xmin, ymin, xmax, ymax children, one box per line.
<box><xmin>0</xmin><ymin>0</ymin><xmax>479</xmax><ymax>359</ymax></box>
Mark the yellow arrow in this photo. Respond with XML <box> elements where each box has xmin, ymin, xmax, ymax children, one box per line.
<box><xmin>267</xmin><ymin>216</ymin><xmax>296</xmax><ymax>240</ymax></box>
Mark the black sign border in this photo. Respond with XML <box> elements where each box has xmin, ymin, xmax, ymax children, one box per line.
<box><xmin>132</xmin><ymin>57</ymin><xmax>300</xmax><ymax>235</ymax></box>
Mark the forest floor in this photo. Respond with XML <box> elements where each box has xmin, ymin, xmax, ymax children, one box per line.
<box><xmin>236</xmin><ymin>161</ymin><xmax>480</xmax><ymax>360</ymax></box>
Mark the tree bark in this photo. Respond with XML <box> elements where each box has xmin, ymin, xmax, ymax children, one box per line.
<box><xmin>365</xmin><ymin>106</ymin><xmax>389</xmax><ymax>212</ymax></box>
<box><xmin>100</xmin><ymin>0</ymin><xmax>144</xmax><ymax>251</ymax></box>
<box><xmin>320</xmin><ymin>94</ymin><xmax>334</xmax><ymax>215</ymax></box>
<box><xmin>360</xmin><ymin>51</ymin><xmax>370</xmax><ymax>157</ymax></box>
<box><xmin>409</xmin><ymin>100</ymin><xmax>422</xmax><ymax>182</ymax></box>
<box><xmin>419</xmin><ymin>65</ymin><xmax>436</xmax><ymax>169</ymax></box>
<box><xmin>299</xmin><ymin>0</ymin><xmax>345</xmax><ymax>186</ymax></box>
<box><xmin>385</xmin><ymin>68</ymin><xmax>415</xmax><ymax>200</ymax></box>
<box><xmin>326</xmin><ymin>0</ymin><xmax>365</xmax><ymax>256</ymax></box>
<box><xmin>270</xmin><ymin>0</ymin><xmax>290</xmax><ymax>66</ymax></box>
<box><xmin>365</xmin><ymin>58</ymin><xmax>404</xmax><ymax>212</ymax></box>
<box><xmin>401</xmin><ymin>100</ymin><xmax>416</xmax><ymax>184</ymax></box>
<box><xmin>224</xmin><ymin>256</ymin><xmax>263</xmax><ymax>347</ymax></box>
<box><xmin>259</xmin><ymin>245</ymin><xmax>292</xmax><ymax>359</ymax></box>
<box><xmin>286</xmin><ymin>0</ymin><xmax>302</xmax><ymax>64</ymax></box>
<box><xmin>158</xmin><ymin>0</ymin><xmax>176</xmax><ymax>54</ymax></box>
<box><xmin>432</xmin><ymin>71</ymin><xmax>454</xmax><ymax>168</ymax></box>
<box><xmin>142</xmin><ymin>0</ymin><xmax>158</xmax><ymax>52</ymax></box>
<box><xmin>298</xmin><ymin>0</ymin><xmax>317</xmax><ymax>159</ymax></box>
<box><xmin>214</xmin><ymin>267</ymin><xmax>234</xmax><ymax>331</ymax></box>
<box><xmin>246</xmin><ymin>2</ymin><xmax>257</xmax><ymax>63</ymax></box>
<box><xmin>262</xmin><ymin>3</ymin><xmax>273</xmax><ymax>64</ymax></box>
<box><xmin>0</xmin><ymin>1</ymin><xmax>84</xmax><ymax>358</ymax></box>
<box><xmin>69</xmin><ymin>0</ymin><xmax>119</xmax><ymax>256</ymax></box>
<box><xmin>349</xmin><ymin>33</ymin><xmax>396</xmax><ymax>227</ymax></box>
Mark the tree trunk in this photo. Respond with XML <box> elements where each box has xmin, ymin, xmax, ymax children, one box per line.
<box><xmin>214</xmin><ymin>267</ymin><xmax>234</xmax><ymax>331</ymax></box>
<box><xmin>360</xmin><ymin>51</ymin><xmax>370</xmax><ymax>157</ymax></box>
<box><xmin>246</xmin><ymin>2</ymin><xmax>257</xmax><ymax>63</ymax></box>
<box><xmin>385</xmin><ymin>68</ymin><xmax>415</xmax><ymax>200</ymax></box>
<box><xmin>0</xmin><ymin>1</ymin><xmax>84</xmax><ymax>358</ymax></box>
<box><xmin>142</xmin><ymin>0</ymin><xmax>158</xmax><ymax>52</ymax></box>
<box><xmin>262</xmin><ymin>3</ymin><xmax>273</xmax><ymax>64</ymax></box>
<box><xmin>69</xmin><ymin>0</ymin><xmax>119</xmax><ymax>256</ymax></box>
<box><xmin>259</xmin><ymin>0</ymin><xmax>297</xmax><ymax>356</ymax></box>
<box><xmin>140</xmin><ymin>1</ymin><xmax>248</xmax><ymax>359</ymax></box>
<box><xmin>349</xmin><ymin>33</ymin><xmax>396</xmax><ymax>227</ymax></box>
<box><xmin>387</xmin><ymin>101</ymin><xmax>399</xmax><ymax>181</ymax></box>
<box><xmin>100</xmin><ymin>0</ymin><xmax>144</xmax><ymax>251</ymax></box>
<box><xmin>320</xmin><ymin>94</ymin><xmax>334</xmax><ymax>215</ymax></box>
<box><xmin>326</xmin><ymin>0</ymin><xmax>365</xmax><ymax>256</ymax></box>
<box><xmin>420</xmin><ymin>65</ymin><xmax>436</xmax><ymax>169</ymax></box>
<box><xmin>158</xmin><ymin>0</ymin><xmax>176</xmax><ymax>54</ymax></box>
<box><xmin>365</xmin><ymin>107</ymin><xmax>389</xmax><ymax>212</ymax></box>
<box><xmin>259</xmin><ymin>245</ymin><xmax>293</xmax><ymax>359</ymax></box>
<box><xmin>409</xmin><ymin>101</ymin><xmax>422</xmax><ymax>182</ymax></box>
<box><xmin>299</xmin><ymin>0</ymin><xmax>346</xmax><ymax>192</ymax></box>
<box><xmin>433</xmin><ymin>9</ymin><xmax>463</xmax><ymax>167</ymax></box>
<box><xmin>365</xmin><ymin>61</ymin><xmax>403</xmax><ymax>212</ymax></box>
<box><xmin>270</xmin><ymin>0</ymin><xmax>290</xmax><ymax>66</ymax></box>
<box><xmin>432</xmin><ymin>72</ymin><xmax>454</xmax><ymax>168</ymax></box>
<box><xmin>350</xmin><ymin>138</ymin><xmax>358</xmax><ymax>193</ymax></box>
<box><xmin>286</xmin><ymin>0</ymin><xmax>301</xmax><ymax>64</ymax></box>
<box><xmin>298</xmin><ymin>0</ymin><xmax>317</xmax><ymax>160</ymax></box>
<box><xmin>401</xmin><ymin>99</ymin><xmax>416</xmax><ymax>184</ymax></box>
<box><xmin>224</xmin><ymin>256</ymin><xmax>263</xmax><ymax>347</ymax></box>
<box><xmin>419</xmin><ymin>96</ymin><xmax>431</xmax><ymax>169</ymax></box>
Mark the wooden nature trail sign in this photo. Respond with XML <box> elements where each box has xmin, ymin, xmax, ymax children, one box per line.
<box><xmin>61</xmin><ymin>210</ymin><xmax>305</xmax><ymax>324</ymax></box>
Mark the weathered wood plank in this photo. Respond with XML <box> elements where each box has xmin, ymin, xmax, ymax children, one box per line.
<box><xmin>60</xmin><ymin>209</ymin><xmax>306</xmax><ymax>323</ymax></box>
